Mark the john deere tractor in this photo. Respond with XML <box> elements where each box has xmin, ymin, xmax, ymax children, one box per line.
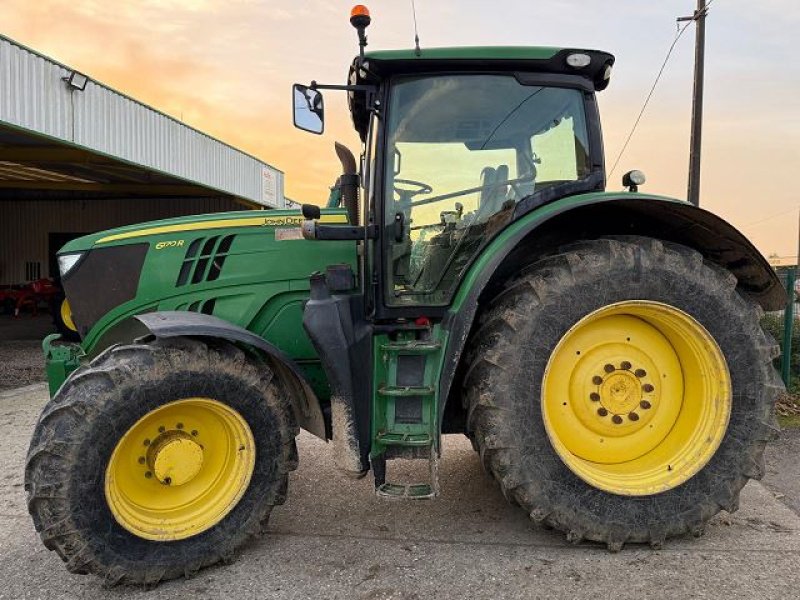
<box><xmin>26</xmin><ymin>6</ymin><xmax>785</xmax><ymax>585</ymax></box>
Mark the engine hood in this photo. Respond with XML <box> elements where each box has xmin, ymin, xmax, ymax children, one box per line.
<box><xmin>58</xmin><ymin>208</ymin><xmax>348</xmax><ymax>254</ymax></box>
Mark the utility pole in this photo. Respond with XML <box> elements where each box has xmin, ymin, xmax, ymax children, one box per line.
<box><xmin>679</xmin><ymin>0</ymin><xmax>708</xmax><ymax>206</ymax></box>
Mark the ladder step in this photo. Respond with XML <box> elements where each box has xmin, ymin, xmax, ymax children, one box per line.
<box><xmin>380</xmin><ymin>341</ymin><xmax>442</xmax><ymax>354</ymax></box>
<box><xmin>376</xmin><ymin>483</ymin><xmax>435</xmax><ymax>500</ymax></box>
<box><xmin>376</xmin><ymin>432</ymin><xmax>432</xmax><ymax>447</ymax></box>
<box><xmin>378</xmin><ymin>385</ymin><xmax>435</xmax><ymax>397</ymax></box>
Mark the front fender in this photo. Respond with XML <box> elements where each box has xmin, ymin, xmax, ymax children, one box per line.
<box><xmin>438</xmin><ymin>193</ymin><xmax>785</xmax><ymax>427</ymax></box>
<box><xmin>135</xmin><ymin>311</ymin><xmax>326</xmax><ymax>440</ymax></box>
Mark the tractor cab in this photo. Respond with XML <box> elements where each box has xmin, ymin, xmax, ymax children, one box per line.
<box><xmin>297</xmin><ymin>38</ymin><xmax>613</xmax><ymax>318</ymax></box>
<box><xmin>293</xmin><ymin>6</ymin><xmax>617</xmax><ymax>494</ymax></box>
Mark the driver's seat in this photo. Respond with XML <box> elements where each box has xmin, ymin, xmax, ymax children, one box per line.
<box><xmin>479</xmin><ymin>167</ymin><xmax>497</xmax><ymax>209</ymax></box>
<box><xmin>480</xmin><ymin>165</ymin><xmax>509</xmax><ymax>215</ymax></box>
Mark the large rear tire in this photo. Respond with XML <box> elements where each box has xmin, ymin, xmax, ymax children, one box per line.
<box><xmin>464</xmin><ymin>237</ymin><xmax>781</xmax><ymax>550</ymax></box>
<box><xmin>25</xmin><ymin>337</ymin><xmax>298</xmax><ymax>585</ymax></box>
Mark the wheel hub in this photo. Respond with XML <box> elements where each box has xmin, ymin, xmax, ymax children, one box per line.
<box><xmin>148</xmin><ymin>432</ymin><xmax>204</xmax><ymax>486</ymax></box>
<box><xmin>598</xmin><ymin>370</ymin><xmax>642</xmax><ymax>415</ymax></box>
<box><xmin>104</xmin><ymin>397</ymin><xmax>256</xmax><ymax>541</ymax></box>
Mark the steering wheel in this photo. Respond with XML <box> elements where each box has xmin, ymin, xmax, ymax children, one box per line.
<box><xmin>394</xmin><ymin>178</ymin><xmax>432</xmax><ymax>200</ymax></box>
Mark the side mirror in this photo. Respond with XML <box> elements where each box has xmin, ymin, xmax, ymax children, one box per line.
<box><xmin>293</xmin><ymin>84</ymin><xmax>324</xmax><ymax>134</ymax></box>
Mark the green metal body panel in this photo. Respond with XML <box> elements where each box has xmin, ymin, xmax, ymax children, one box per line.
<box><xmin>449</xmin><ymin>191</ymin><xmax>683</xmax><ymax>313</ymax></box>
<box><xmin>51</xmin><ymin>208</ymin><xmax>356</xmax><ymax>400</ymax></box>
<box><xmin>43</xmin><ymin>334</ymin><xmax>84</xmax><ymax>396</ymax></box>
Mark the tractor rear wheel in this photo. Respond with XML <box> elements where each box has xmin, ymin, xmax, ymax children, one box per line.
<box><xmin>465</xmin><ymin>237</ymin><xmax>781</xmax><ymax>550</ymax></box>
<box><xmin>25</xmin><ymin>337</ymin><xmax>298</xmax><ymax>585</ymax></box>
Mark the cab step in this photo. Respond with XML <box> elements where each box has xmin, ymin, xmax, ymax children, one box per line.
<box><xmin>375</xmin><ymin>432</ymin><xmax>431</xmax><ymax>446</ymax></box>
<box><xmin>372</xmin><ymin>445</ymin><xmax>440</xmax><ymax>500</ymax></box>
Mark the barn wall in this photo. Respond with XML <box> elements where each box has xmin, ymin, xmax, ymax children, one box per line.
<box><xmin>0</xmin><ymin>197</ymin><xmax>243</xmax><ymax>285</ymax></box>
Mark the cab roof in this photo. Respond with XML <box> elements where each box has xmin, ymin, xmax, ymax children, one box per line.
<box><xmin>361</xmin><ymin>46</ymin><xmax>614</xmax><ymax>90</ymax></box>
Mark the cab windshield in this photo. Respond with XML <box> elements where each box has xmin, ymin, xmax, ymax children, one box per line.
<box><xmin>383</xmin><ymin>74</ymin><xmax>592</xmax><ymax>306</ymax></box>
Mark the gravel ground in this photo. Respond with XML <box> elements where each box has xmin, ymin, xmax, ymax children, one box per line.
<box><xmin>0</xmin><ymin>315</ymin><xmax>54</xmax><ymax>391</ymax></box>
<box><xmin>0</xmin><ymin>341</ymin><xmax>45</xmax><ymax>391</ymax></box>
<box><xmin>2</xmin><ymin>385</ymin><xmax>800</xmax><ymax>599</ymax></box>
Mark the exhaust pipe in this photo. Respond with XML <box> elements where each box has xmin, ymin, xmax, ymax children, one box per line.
<box><xmin>334</xmin><ymin>142</ymin><xmax>360</xmax><ymax>225</ymax></box>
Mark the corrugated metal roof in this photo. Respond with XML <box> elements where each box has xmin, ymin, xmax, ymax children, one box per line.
<box><xmin>0</xmin><ymin>33</ymin><xmax>284</xmax><ymax>208</ymax></box>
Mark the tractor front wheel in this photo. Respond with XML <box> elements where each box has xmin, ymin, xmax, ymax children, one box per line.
<box><xmin>465</xmin><ymin>237</ymin><xmax>781</xmax><ymax>549</ymax></box>
<box><xmin>25</xmin><ymin>337</ymin><xmax>298</xmax><ymax>585</ymax></box>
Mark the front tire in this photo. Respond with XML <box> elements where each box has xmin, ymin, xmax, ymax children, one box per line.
<box><xmin>465</xmin><ymin>237</ymin><xmax>781</xmax><ymax>550</ymax></box>
<box><xmin>25</xmin><ymin>337</ymin><xmax>298</xmax><ymax>585</ymax></box>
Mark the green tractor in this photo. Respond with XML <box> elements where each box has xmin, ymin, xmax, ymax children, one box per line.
<box><xmin>26</xmin><ymin>6</ymin><xmax>784</xmax><ymax>585</ymax></box>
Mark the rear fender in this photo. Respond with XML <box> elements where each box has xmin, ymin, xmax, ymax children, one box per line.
<box><xmin>439</xmin><ymin>194</ymin><xmax>786</xmax><ymax>428</ymax></box>
<box><xmin>135</xmin><ymin>311</ymin><xmax>326</xmax><ymax>440</ymax></box>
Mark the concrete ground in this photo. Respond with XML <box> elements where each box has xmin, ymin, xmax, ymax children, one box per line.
<box><xmin>1</xmin><ymin>385</ymin><xmax>800</xmax><ymax>599</ymax></box>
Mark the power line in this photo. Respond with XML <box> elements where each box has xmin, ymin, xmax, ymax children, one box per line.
<box><xmin>608</xmin><ymin>0</ymin><xmax>716</xmax><ymax>179</ymax></box>
<box><xmin>740</xmin><ymin>205</ymin><xmax>800</xmax><ymax>229</ymax></box>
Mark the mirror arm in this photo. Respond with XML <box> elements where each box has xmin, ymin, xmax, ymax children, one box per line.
<box><xmin>302</xmin><ymin>222</ymin><xmax>378</xmax><ymax>241</ymax></box>
<box><xmin>309</xmin><ymin>81</ymin><xmax>377</xmax><ymax>93</ymax></box>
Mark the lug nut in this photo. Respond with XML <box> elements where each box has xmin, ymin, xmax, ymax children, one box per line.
<box><xmin>176</xmin><ymin>423</ymin><xmax>184</xmax><ymax>430</ymax></box>
<box><xmin>163</xmin><ymin>477</ymin><xmax>172</xmax><ymax>486</ymax></box>
<box><xmin>191</xmin><ymin>430</ymin><xmax>198</xmax><ymax>437</ymax></box>
<box><xmin>158</xmin><ymin>426</ymin><xmax>166</xmax><ymax>433</ymax></box>
<box><xmin>143</xmin><ymin>439</ymin><xmax>151</xmax><ymax>447</ymax></box>
<box><xmin>611</xmin><ymin>415</ymin><xmax>623</xmax><ymax>424</ymax></box>
<box><xmin>145</xmin><ymin>471</ymin><xmax>153</xmax><ymax>479</ymax></box>
<box><xmin>592</xmin><ymin>376</ymin><xmax>603</xmax><ymax>385</ymax></box>
<box><xmin>137</xmin><ymin>456</ymin><xmax>146</xmax><ymax>465</ymax></box>
<box><xmin>604</xmin><ymin>364</ymin><xmax>615</xmax><ymax>373</ymax></box>
<box><xmin>634</xmin><ymin>369</ymin><xmax>647</xmax><ymax>378</ymax></box>
<box><xmin>597</xmin><ymin>407</ymin><xmax>608</xmax><ymax>417</ymax></box>
<box><xmin>590</xmin><ymin>392</ymin><xmax>601</xmax><ymax>402</ymax></box>
<box><xmin>628</xmin><ymin>412</ymin><xmax>640</xmax><ymax>422</ymax></box>
<box><xmin>640</xmin><ymin>400</ymin><xmax>652</xmax><ymax>410</ymax></box>
<box><xmin>620</xmin><ymin>361</ymin><xmax>632</xmax><ymax>370</ymax></box>
<box><xmin>643</xmin><ymin>383</ymin><xmax>654</xmax><ymax>393</ymax></box>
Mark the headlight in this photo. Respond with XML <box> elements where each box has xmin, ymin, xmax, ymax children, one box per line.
<box><xmin>58</xmin><ymin>252</ymin><xmax>84</xmax><ymax>278</ymax></box>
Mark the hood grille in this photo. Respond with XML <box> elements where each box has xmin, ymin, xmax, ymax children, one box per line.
<box><xmin>176</xmin><ymin>235</ymin><xmax>235</xmax><ymax>287</ymax></box>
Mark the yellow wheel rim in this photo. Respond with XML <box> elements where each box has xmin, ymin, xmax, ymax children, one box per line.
<box><xmin>542</xmin><ymin>300</ymin><xmax>731</xmax><ymax>496</ymax></box>
<box><xmin>60</xmin><ymin>299</ymin><xmax>77</xmax><ymax>332</ymax></box>
<box><xmin>105</xmin><ymin>398</ymin><xmax>255</xmax><ymax>541</ymax></box>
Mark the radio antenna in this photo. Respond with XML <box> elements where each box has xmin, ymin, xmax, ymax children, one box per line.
<box><xmin>411</xmin><ymin>0</ymin><xmax>421</xmax><ymax>56</ymax></box>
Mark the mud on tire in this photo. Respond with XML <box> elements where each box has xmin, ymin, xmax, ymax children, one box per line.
<box><xmin>25</xmin><ymin>337</ymin><xmax>299</xmax><ymax>585</ymax></box>
<box><xmin>464</xmin><ymin>237</ymin><xmax>781</xmax><ymax>550</ymax></box>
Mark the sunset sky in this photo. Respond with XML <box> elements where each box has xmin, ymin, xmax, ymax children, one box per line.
<box><xmin>3</xmin><ymin>0</ymin><xmax>798</xmax><ymax>259</ymax></box>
